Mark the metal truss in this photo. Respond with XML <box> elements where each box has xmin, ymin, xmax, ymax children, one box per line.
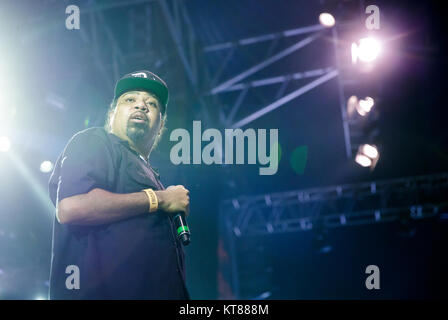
<box><xmin>57</xmin><ymin>0</ymin><xmax>217</xmax><ymax>125</ymax></box>
<box><xmin>157</xmin><ymin>0</ymin><xmax>216</xmax><ymax>125</ymax></box>
<box><xmin>332</xmin><ymin>25</ymin><xmax>352</xmax><ymax>159</ymax></box>
<box><xmin>203</xmin><ymin>5</ymin><xmax>370</xmax><ymax>158</ymax></box>
<box><xmin>231</xmin><ymin>69</ymin><xmax>338</xmax><ymax>129</ymax></box>
<box><xmin>158</xmin><ymin>0</ymin><xmax>198</xmax><ymax>86</ymax></box>
<box><xmin>32</xmin><ymin>1</ymin><xmax>174</xmax><ymax>91</ymax></box>
<box><xmin>22</xmin><ymin>0</ymin><xmax>224</xmax><ymax>158</ymax></box>
<box><xmin>204</xmin><ymin>22</ymin><xmax>339</xmax><ymax>129</ymax></box>
<box><xmin>76</xmin><ymin>0</ymin><xmax>154</xmax><ymax>93</ymax></box>
<box><xmin>218</xmin><ymin>66</ymin><xmax>334</xmax><ymax>125</ymax></box>
<box><xmin>203</xmin><ymin>24</ymin><xmax>326</xmax><ymax>52</ymax></box>
<box><xmin>331</xmin><ymin>20</ymin><xmax>382</xmax><ymax>160</ymax></box>
<box><xmin>219</xmin><ymin>172</ymin><xmax>448</xmax><ymax>299</ymax></box>
<box><xmin>220</xmin><ymin>173</ymin><xmax>448</xmax><ymax>238</ymax></box>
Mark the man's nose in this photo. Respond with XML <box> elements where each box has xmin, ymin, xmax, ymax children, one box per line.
<box><xmin>134</xmin><ymin>102</ymin><xmax>148</xmax><ymax>112</ymax></box>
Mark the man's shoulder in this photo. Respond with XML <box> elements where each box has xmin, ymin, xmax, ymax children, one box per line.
<box><xmin>69</xmin><ymin>127</ymin><xmax>110</xmax><ymax>144</ymax></box>
<box><xmin>71</xmin><ymin>126</ymin><xmax>108</xmax><ymax>140</ymax></box>
<box><xmin>64</xmin><ymin>127</ymin><xmax>112</xmax><ymax>152</ymax></box>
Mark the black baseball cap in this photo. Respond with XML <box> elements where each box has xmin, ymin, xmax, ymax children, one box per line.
<box><xmin>114</xmin><ymin>70</ymin><xmax>169</xmax><ymax>114</ymax></box>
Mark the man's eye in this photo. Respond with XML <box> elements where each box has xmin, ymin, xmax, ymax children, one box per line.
<box><xmin>126</xmin><ymin>98</ymin><xmax>135</xmax><ymax>102</ymax></box>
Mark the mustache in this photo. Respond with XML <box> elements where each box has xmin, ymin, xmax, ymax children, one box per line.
<box><xmin>129</xmin><ymin>112</ymin><xmax>149</xmax><ymax>122</ymax></box>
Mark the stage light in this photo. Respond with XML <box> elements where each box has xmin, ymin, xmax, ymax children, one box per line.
<box><xmin>355</xmin><ymin>154</ymin><xmax>372</xmax><ymax>167</ymax></box>
<box><xmin>319</xmin><ymin>13</ymin><xmax>335</xmax><ymax>27</ymax></box>
<box><xmin>347</xmin><ymin>96</ymin><xmax>375</xmax><ymax>117</ymax></box>
<box><xmin>361</xmin><ymin>144</ymin><xmax>378</xmax><ymax>159</ymax></box>
<box><xmin>35</xmin><ymin>295</ymin><xmax>46</xmax><ymax>300</ymax></box>
<box><xmin>355</xmin><ymin>144</ymin><xmax>379</xmax><ymax>169</ymax></box>
<box><xmin>352</xmin><ymin>37</ymin><xmax>381</xmax><ymax>64</ymax></box>
<box><xmin>0</xmin><ymin>136</ymin><xmax>11</xmax><ymax>152</ymax></box>
<box><xmin>356</xmin><ymin>97</ymin><xmax>374</xmax><ymax>116</ymax></box>
<box><xmin>40</xmin><ymin>160</ymin><xmax>54</xmax><ymax>173</ymax></box>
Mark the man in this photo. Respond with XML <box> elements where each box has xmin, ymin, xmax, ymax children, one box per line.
<box><xmin>48</xmin><ymin>70</ymin><xmax>190</xmax><ymax>299</ymax></box>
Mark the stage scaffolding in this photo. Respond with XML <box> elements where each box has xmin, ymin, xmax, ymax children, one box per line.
<box><xmin>218</xmin><ymin>173</ymin><xmax>448</xmax><ymax>299</ymax></box>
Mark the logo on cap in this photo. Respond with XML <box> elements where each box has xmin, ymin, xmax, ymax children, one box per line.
<box><xmin>131</xmin><ymin>72</ymin><xmax>148</xmax><ymax>78</ymax></box>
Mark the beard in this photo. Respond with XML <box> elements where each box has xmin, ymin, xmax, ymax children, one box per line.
<box><xmin>126</xmin><ymin>121</ymin><xmax>149</xmax><ymax>143</ymax></box>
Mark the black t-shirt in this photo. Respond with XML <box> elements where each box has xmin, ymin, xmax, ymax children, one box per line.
<box><xmin>48</xmin><ymin>127</ymin><xmax>189</xmax><ymax>299</ymax></box>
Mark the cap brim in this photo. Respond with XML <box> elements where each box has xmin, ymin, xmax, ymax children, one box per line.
<box><xmin>114</xmin><ymin>77</ymin><xmax>168</xmax><ymax>112</ymax></box>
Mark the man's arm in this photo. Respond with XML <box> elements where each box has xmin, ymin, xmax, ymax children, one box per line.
<box><xmin>57</xmin><ymin>185</ymin><xmax>189</xmax><ymax>226</ymax></box>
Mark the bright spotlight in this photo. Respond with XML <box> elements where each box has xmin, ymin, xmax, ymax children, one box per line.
<box><xmin>40</xmin><ymin>161</ymin><xmax>54</xmax><ymax>173</ymax></box>
<box><xmin>0</xmin><ymin>136</ymin><xmax>11</xmax><ymax>152</ymax></box>
<box><xmin>357</xmin><ymin>97</ymin><xmax>374</xmax><ymax>116</ymax></box>
<box><xmin>355</xmin><ymin>144</ymin><xmax>379</xmax><ymax>169</ymax></box>
<box><xmin>352</xmin><ymin>37</ymin><xmax>381</xmax><ymax>64</ymax></box>
<box><xmin>347</xmin><ymin>96</ymin><xmax>375</xmax><ymax>117</ymax></box>
<box><xmin>355</xmin><ymin>154</ymin><xmax>372</xmax><ymax>167</ymax></box>
<box><xmin>35</xmin><ymin>295</ymin><xmax>46</xmax><ymax>300</ymax></box>
<box><xmin>319</xmin><ymin>13</ymin><xmax>335</xmax><ymax>27</ymax></box>
<box><xmin>362</xmin><ymin>144</ymin><xmax>378</xmax><ymax>159</ymax></box>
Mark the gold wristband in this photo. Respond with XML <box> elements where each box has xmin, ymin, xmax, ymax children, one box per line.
<box><xmin>142</xmin><ymin>188</ymin><xmax>158</xmax><ymax>213</ymax></box>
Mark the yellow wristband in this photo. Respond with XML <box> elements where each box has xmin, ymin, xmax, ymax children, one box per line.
<box><xmin>142</xmin><ymin>188</ymin><xmax>158</xmax><ymax>213</ymax></box>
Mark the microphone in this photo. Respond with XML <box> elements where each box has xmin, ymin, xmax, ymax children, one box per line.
<box><xmin>173</xmin><ymin>212</ymin><xmax>190</xmax><ymax>246</ymax></box>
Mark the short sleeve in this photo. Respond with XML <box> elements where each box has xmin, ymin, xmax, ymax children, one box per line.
<box><xmin>49</xmin><ymin>131</ymin><xmax>116</xmax><ymax>206</ymax></box>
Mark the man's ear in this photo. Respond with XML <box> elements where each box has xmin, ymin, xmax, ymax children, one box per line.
<box><xmin>109</xmin><ymin>109</ymin><xmax>116</xmax><ymax>128</ymax></box>
<box><xmin>159</xmin><ymin>118</ymin><xmax>165</xmax><ymax>134</ymax></box>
